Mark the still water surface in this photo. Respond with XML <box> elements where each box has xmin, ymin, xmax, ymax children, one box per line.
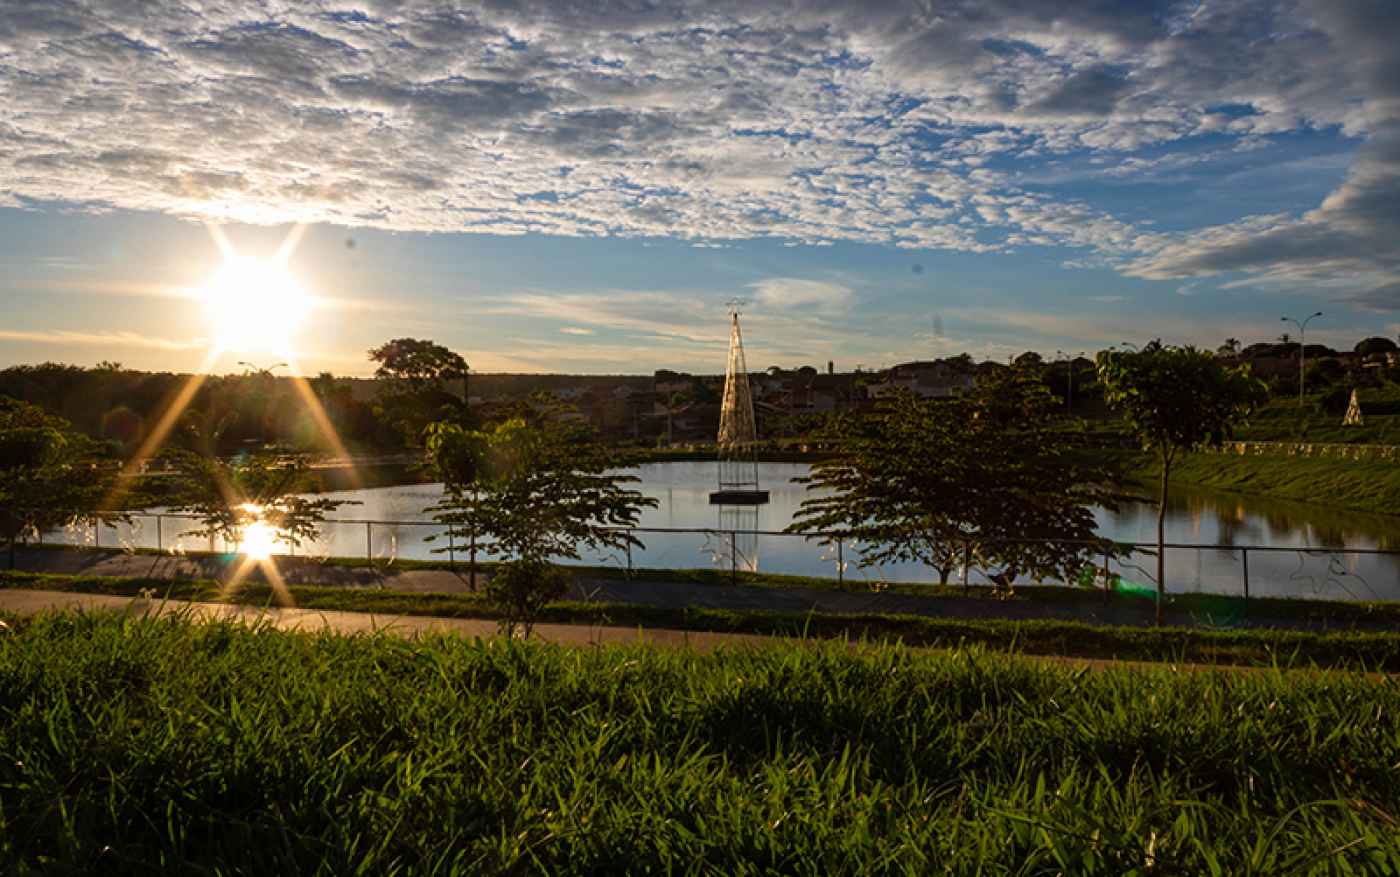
<box><xmin>89</xmin><ymin>462</ymin><xmax>1400</xmax><ymax>601</ymax></box>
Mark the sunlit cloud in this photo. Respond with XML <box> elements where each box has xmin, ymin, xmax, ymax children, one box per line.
<box><xmin>2</xmin><ymin>0</ymin><xmax>1397</xmax><ymax>363</ymax></box>
<box><xmin>1</xmin><ymin>0</ymin><xmax>1393</xmax><ymax>288</ymax></box>
<box><xmin>0</xmin><ymin>328</ymin><xmax>207</xmax><ymax>351</ymax></box>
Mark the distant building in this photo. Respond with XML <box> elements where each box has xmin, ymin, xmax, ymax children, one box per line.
<box><xmin>866</xmin><ymin>360</ymin><xmax>974</xmax><ymax>399</ymax></box>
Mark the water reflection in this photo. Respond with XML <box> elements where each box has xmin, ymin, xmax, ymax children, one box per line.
<box><xmin>45</xmin><ymin>461</ymin><xmax>1400</xmax><ymax>600</ymax></box>
<box><xmin>714</xmin><ymin>505</ymin><xmax>760</xmax><ymax>573</ymax></box>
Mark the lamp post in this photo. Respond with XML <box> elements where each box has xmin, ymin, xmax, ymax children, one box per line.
<box><xmin>1056</xmin><ymin>350</ymin><xmax>1086</xmax><ymax>411</ymax></box>
<box><xmin>1280</xmin><ymin>312</ymin><xmax>1322</xmax><ymax>406</ymax></box>
<box><xmin>238</xmin><ymin>361</ymin><xmax>287</xmax><ymax>377</ymax></box>
<box><xmin>238</xmin><ymin>361</ymin><xmax>287</xmax><ymax>447</ymax></box>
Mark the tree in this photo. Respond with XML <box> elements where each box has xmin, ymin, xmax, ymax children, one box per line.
<box><xmin>160</xmin><ymin>449</ymin><xmax>354</xmax><ymax>561</ymax></box>
<box><xmin>423</xmin><ymin>421</ymin><xmax>492</xmax><ymax>586</ymax></box>
<box><xmin>1014</xmin><ymin>351</ymin><xmax>1044</xmax><ymax>370</ymax></box>
<box><xmin>788</xmin><ymin>369</ymin><xmax>1111</xmax><ymax>589</ymax></box>
<box><xmin>1096</xmin><ymin>343</ymin><xmax>1267</xmax><ymax>623</ymax></box>
<box><xmin>0</xmin><ymin>397</ymin><xmax>121</xmax><ymax>568</ymax></box>
<box><xmin>368</xmin><ymin>338</ymin><xmax>470</xmax><ymax>445</ymax></box>
<box><xmin>1356</xmin><ymin>337</ymin><xmax>1399</xmax><ymax>357</ymax></box>
<box><xmin>1305</xmin><ymin>358</ymin><xmax>1345</xmax><ymax>388</ymax></box>
<box><xmin>1217</xmin><ymin>338</ymin><xmax>1241</xmax><ymax>356</ymax></box>
<box><xmin>425</xmin><ymin>401</ymin><xmax>657</xmax><ymax>636</ymax></box>
<box><xmin>664</xmin><ymin>390</ymin><xmax>692</xmax><ymax>445</ymax></box>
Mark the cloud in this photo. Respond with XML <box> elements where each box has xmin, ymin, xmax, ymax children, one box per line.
<box><xmin>0</xmin><ymin>328</ymin><xmax>206</xmax><ymax>351</ymax></box>
<box><xmin>748</xmin><ymin>278</ymin><xmax>854</xmax><ymax>314</ymax></box>
<box><xmin>0</xmin><ymin>0</ymin><xmax>1396</xmax><ymax>304</ymax></box>
<box><xmin>1026</xmin><ymin>66</ymin><xmax>1132</xmax><ymax>118</ymax></box>
<box><xmin>558</xmin><ymin>326</ymin><xmax>594</xmax><ymax>335</ymax></box>
<box><xmin>485</xmin><ymin>291</ymin><xmax>726</xmax><ymax>345</ymax></box>
<box><xmin>1345</xmin><ymin>281</ymin><xmax>1400</xmax><ymax>312</ymax></box>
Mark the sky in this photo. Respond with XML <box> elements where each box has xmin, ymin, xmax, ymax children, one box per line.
<box><xmin>2</xmin><ymin>0</ymin><xmax>1398</xmax><ymax>376</ymax></box>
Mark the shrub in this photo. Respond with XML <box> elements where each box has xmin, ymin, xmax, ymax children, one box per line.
<box><xmin>484</xmin><ymin>558</ymin><xmax>571</xmax><ymax>638</ymax></box>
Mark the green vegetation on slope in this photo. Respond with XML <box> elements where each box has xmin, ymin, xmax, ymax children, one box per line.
<box><xmin>1119</xmin><ymin>449</ymin><xmax>1400</xmax><ymax>517</ymax></box>
<box><xmin>1234</xmin><ymin>390</ymin><xmax>1400</xmax><ymax>445</ymax></box>
<box><xmin>8</xmin><ymin>570</ymin><xmax>1400</xmax><ymax>669</ymax></box>
<box><xmin>0</xmin><ymin>613</ymin><xmax>1397</xmax><ymax>874</ymax></box>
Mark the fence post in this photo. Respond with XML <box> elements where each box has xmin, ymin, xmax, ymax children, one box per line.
<box><xmin>1102</xmin><ymin>551</ymin><xmax>1111</xmax><ymax>603</ymax></box>
<box><xmin>837</xmin><ymin>537</ymin><xmax>844</xmax><ymax>586</ymax></box>
<box><xmin>94</xmin><ymin>519</ymin><xmax>100</xmax><ymax>549</ymax></box>
<box><xmin>448</xmin><ymin>529</ymin><xmax>456</xmax><ymax>570</ymax></box>
<box><xmin>1241</xmin><ymin>548</ymin><xmax>1250</xmax><ymax>611</ymax></box>
<box><xmin>365</xmin><ymin>522</ymin><xmax>372</xmax><ymax>565</ymax></box>
<box><xmin>156</xmin><ymin>514</ymin><xmax>163</xmax><ymax>553</ymax></box>
<box><xmin>961</xmin><ymin>542</ymin><xmax>971</xmax><ymax>595</ymax></box>
<box><xmin>626</xmin><ymin>538</ymin><xmax>633</xmax><ymax>575</ymax></box>
<box><xmin>730</xmin><ymin>532</ymin><xmax>737</xmax><ymax>586</ymax></box>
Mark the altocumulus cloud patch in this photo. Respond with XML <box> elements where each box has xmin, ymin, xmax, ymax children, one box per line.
<box><xmin>0</xmin><ymin>0</ymin><xmax>1397</xmax><ymax>300</ymax></box>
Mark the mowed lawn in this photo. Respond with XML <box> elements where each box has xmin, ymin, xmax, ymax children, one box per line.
<box><xmin>1</xmin><ymin>612</ymin><xmax>1398</xmax><ymax>874</ymax></box>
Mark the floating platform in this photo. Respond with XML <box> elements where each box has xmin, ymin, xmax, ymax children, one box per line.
<box><xmin>709</xmin><ymin>489</ymin><xmax>770</xmax><ymax>505</ymax></box>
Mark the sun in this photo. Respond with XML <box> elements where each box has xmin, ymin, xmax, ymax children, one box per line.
<box><xmin>238</xmin><ymin>504</ymin><xmax>279</xmax><ymax>560</ymax></box>
<box><xmin>200</xmin><ymin>255</ymin><xmax>311</xmax><ymax>354</ymax></box>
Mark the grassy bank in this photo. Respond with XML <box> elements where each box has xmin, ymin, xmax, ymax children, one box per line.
<box><xmin>1115</xmin><ymin>448</ymin><xmax>1400</xmax><ymax>517</ymax></box>
<box><xmin>1</xmin><ymin>612</ymin><xmax>1397</xmax><ymax>873</ymax></box>
<box><xmin>19</xmin><ymin>541</ymin><xmax>1400</xmax><ymax>627</ymax></box>
<box><xmin>8</xmin><ymin>570</ymin><xmax>1400</xmax><ymax>669</ymax></box>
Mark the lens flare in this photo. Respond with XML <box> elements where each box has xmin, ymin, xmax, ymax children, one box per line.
<box><xmin>201</xmin><ymin>255</ymin><xmax>310</xmax><ymax>354</ymax></box>
<box><xmin>238</xmin><ymin>503</ymin><xmax>278</xmax><ymax>560</ymax></box>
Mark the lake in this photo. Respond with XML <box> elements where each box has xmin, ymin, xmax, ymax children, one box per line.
<box><xmin>79</xmin><ymin>461</ymin><xmax>1400</xmax><ymax>601</ymax></box>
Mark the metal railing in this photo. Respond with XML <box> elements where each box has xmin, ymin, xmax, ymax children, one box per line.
<box><xmin>31</xmin><ymin>511</ymin><xmax>1400</xmax><ymax>604</ymax></box>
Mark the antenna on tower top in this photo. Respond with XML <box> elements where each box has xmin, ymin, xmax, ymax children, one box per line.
<box><xmin>724</xmin><ymin>297</ymin><xmax>747</xmax><ymax>317</ymax></box>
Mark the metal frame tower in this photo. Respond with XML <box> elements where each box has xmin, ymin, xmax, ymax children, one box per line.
<box><xmin>711</xmin><ymin>300</ymin><xmax>769</xmax><ymax>505</ymax></box>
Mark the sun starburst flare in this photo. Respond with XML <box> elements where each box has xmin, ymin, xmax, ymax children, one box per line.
<box><xmin>99</xmin><ymin>222</ymin><xmax>365</xmax><ymax>604</ymax></box>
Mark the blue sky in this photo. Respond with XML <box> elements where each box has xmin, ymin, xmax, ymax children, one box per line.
<box><xmin>2</xmin><ymin>0</ymin><xmax>1398</xmax><ymax>375</ymax></box>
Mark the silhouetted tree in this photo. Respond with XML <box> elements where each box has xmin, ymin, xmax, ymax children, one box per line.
<box><xmin>0</xmin><ymin>398</ymin><xmax>121</xmax><ymax>567</ymax></box>
<box><xmin>368</xmin><ymin>338</ymin><xmax>470</xmax><ymax>445</ymax></box>
<box><xmin>424</xmin><ymin>403</ymin><xmax>655</xmax><ymax>636</ymax></box>
<box><xmin>790</xmin><ymin>370</ymin><xmax>1112</xmax><ymax>588</ymax></box>
<box><xmin>1097</xmin><ymin>343</ymin><xmax>1267</xmax><ymax>623</ymax></box>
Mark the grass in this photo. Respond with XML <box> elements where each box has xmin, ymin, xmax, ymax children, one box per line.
<box><xmin>1235</xmin><ymin>391</ymin><xmax>1400</xmax><ymax>445</ymax></box>
<box><xmin>0</xmin><ymin>611</ymin><xmax>1397</xmax><ymax>874</ymax></box>
<box><xmin>1117</xmin><ymin>449</ymin><xmax>1400</xmax><ymax>518</ymax></box>
<box><xmin>18</xmin><ymin>538</ymin><xmax>1400</xmax><ymax>625</ymax></box>
<box><xmin>8</xmin><ymin>570</ymin><xmax>1400</xmax><ymax>670</ymax></box>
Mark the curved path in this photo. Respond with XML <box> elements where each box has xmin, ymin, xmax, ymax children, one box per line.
<box><xmin>5</xmin><ymin>546</ymin><xmax>1384</xmax><ymax>631</ymax></box>
<box><xmin>0</xmin><ymin>588</ymin><xmax>769</xmax><ymax>650</ymax></box>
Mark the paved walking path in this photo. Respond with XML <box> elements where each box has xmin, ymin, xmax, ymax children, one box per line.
<box><xmin>4</xmin><ymin>589</ymin><xmax>1388</xmax><ymax>679</ymax></box>
<box><xmin>6</xmin><ymin>546</ymin><xmax>1389</xmax><ymax>632</ymax></box>
<box><xmin>0</xmin><ymin>588</ymin><xmax>772</xmax><ymax>651</ymax></box>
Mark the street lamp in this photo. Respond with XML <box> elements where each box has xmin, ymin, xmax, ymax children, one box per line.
<box><xmin>1279</xmin><ymin>312</ymin><xmax>1322</xmax><ymax>406</ymax></box>
<box><xmin>238</xmin><ymin>361</ymin><xmax>287</xmax><ymax>377</ymax></box>
<box><xmin>237</xmin><ymin>361</ymin><xmax>287</xmax><ymax>448</ymax></box>
<box><xmin>1056</xmin><ymin>350</ymin><xmax>1087</xmax><ymax>411</ymax></box>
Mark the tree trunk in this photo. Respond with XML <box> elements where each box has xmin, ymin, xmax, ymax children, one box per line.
<box><xmin>469</xmin><ymin>487</ymin><xmax>479</xmax><ymax>592</ymax></box>
<box><xmin>1156</xmin><ymin>452</ymin><xmax>1171</xmax><ymax>626</ymax></box>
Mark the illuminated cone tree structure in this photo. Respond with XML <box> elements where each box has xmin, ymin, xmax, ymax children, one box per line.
<box><xmin>710</xmin><ymin>303</ymin><xmax>769</xmax><ymax>505</ymax></box>
<box><xmin>1343</xmin><ymin>389</ymin><xmax>1364</xmax><ymax>427</ymax></box>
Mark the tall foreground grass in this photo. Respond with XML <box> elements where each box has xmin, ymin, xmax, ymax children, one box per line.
<box><xmin>1</xmin><ymin>612</ymin><xmax>1398</xmax><ymax>874</ymax></box>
